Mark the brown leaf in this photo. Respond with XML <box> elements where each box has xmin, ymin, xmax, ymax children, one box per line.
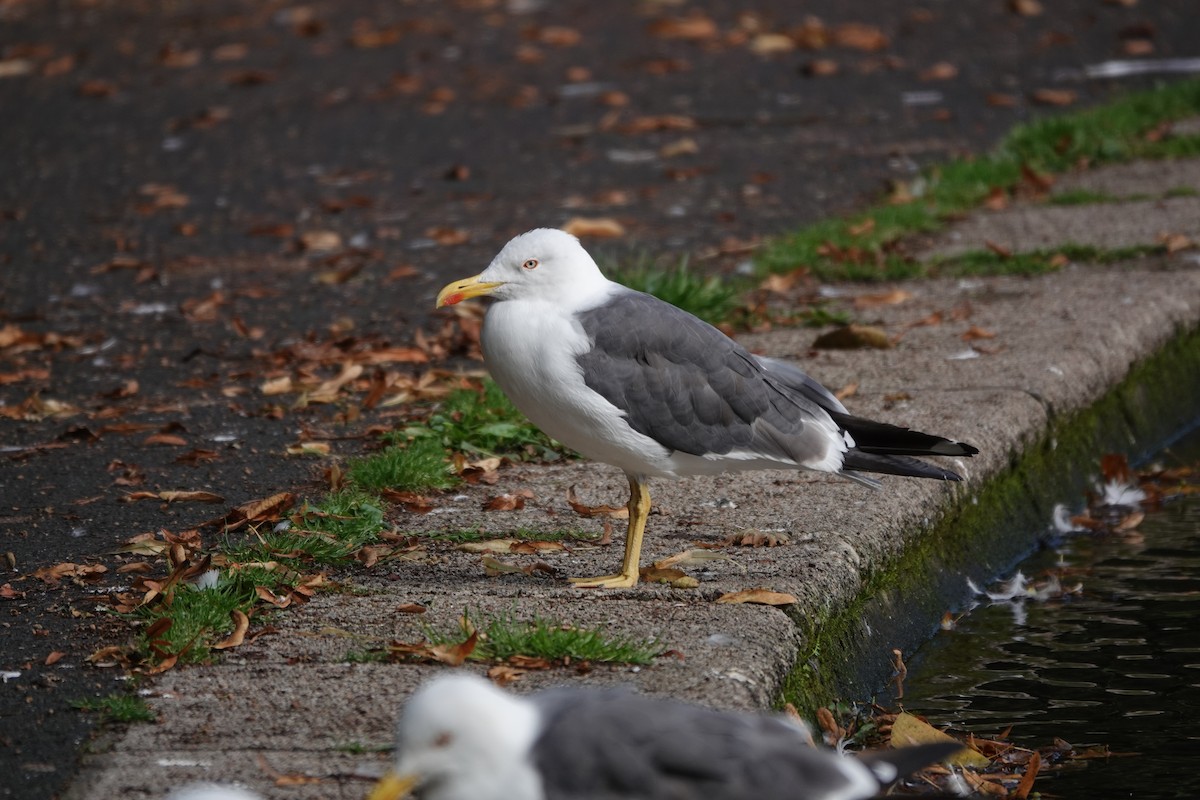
<box><xmin>1009</xmin><ymin>0</ymin><xmax>1044</xmax><ymax>15</ymax></box>
<box><xmin>919</xmin><ymin>61</ymin><xmax>959</xmax><ymax>80</ymax></box>
<box><xmin>1030</xmin><ymin>88</ymin><xmax>1077</xmax><ymax>106</ymax></box>
<box><xmin>158</xmin><ymin>490</ymin><xmax>226</xmax><ymax>504</ymax></box>
<box><xmin>853</xmin><ymin>289</ymin><xmax>912</xmax><ymax>309</ymax></box>
<box><xmin>961</xmin><ymin>325</ymin><xmax>997</xmax><ymax>341</ymax></box>
<box><xmin>396</xmin><ymin>603</ymin><xmax>427</xmax><ymax>614</ymax></box>
<box><xmin>221</xmin><ymin>492</ymin><xmax>296</xmax><ymax>531</ymax></box>
<box><xmin>566</xmin><ymin>485</ymin><xmax>628</xmax><ymax>519</ymax></box>
<box><xmin>483</xmin><ymin>493</ymin><xmax>526</xmax><ymax>512</ymax></box>
<box><xmin>1012</xmin><ymin>750</ymin><xmax>1041</xmax><ymax>800</ymax></box>
<box><xmin>212</xmin><ymin>610</ymin><xmax>251</xmax><ymax>650</ymax></box>
<box><xmin>801</xmin><ymin>58</ymin><xmax>839</xmax><ymax>77</ymax></box>
<box><xmin>812</xmin><ymin>324</ymin><xmax>892</xmax><ymax>350</ymax></box>
<box><xmin>647</xmin><ymin>15</ymin><xmax>719</xmax><ymax>41</ymax></box>
<box><xmin>487</xmin><ymin>664</ymin><xmax>528</xmax><ymax>686</ymax></box>
<box><xmin>429</xmin><ymin>631</ymin><xmax>478</xmax><ymax>666</ymax></box>
<box><xmin>561</xmin><ymin>217</ymin><xmax>626</xmax><ymax>238</ymax></box>
<box><xmin>143</xmin><ymin>433</ymin><xmax>188</xmax><ymax>447</ymax></box>
<box><xmin>0</xmin><ymin>583</ymin><xmax>24</xmax><ymax>600</ymax></box>
<box><xmin>32</xmin><ymin>562</ymin><xmax>107</xmax><ymax>585</ymax></box>
<box><xmin>639</xmin><ymin>565</ymin><xmax>689</xmax><ymax>584</ymax></box>
<box><xmin>716</xmin><ymin>588</ymin><xmax>798</xmax><ymax>606</ymax></box>
<box><xmin>44</xmin><ymin>650</ymin><xmax>66</xmax><ymax>666</ymax></box>
<box><xmin>255</xmin><ymin>585</ymin><xmax>291</xmax><ymax>608</ymax></box>
<box><xmin>832</xmin><ymin>23</ymin><xmax>888</xmax><ymax>51</ymax></box>
<box><xmin>1158</xmin><ymin>231</ymin><xmax>1194</xmax><ymax>253</ymax></box>
<box><xmin>619</xmin><ymin>115</ymin><xmax>695</xmax><ymax>134</ymax></box>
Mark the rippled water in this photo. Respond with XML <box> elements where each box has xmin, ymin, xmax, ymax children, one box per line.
<box><xmin>897</xmin><ymin>432</ymin><xmax>1200</xmax><ymax>798</ymax></box>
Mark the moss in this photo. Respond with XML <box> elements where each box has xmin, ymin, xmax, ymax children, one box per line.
<box><xmin>780</xmin><ymin>323</ymin><xmax>1200</xmax><ymax>715</ymax></box>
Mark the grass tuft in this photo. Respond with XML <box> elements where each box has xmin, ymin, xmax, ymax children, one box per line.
<box><xmin>348</xmin><ymin>438</ymin><xmax>457</xmax><ymax>493</ymax></box>
<box><xmin>393</xmin><ymin>380</ymin><xmax>565</xmax><ymax>462</ymax></box>
<box><xmin>611</xmin><ymin>256</ymin><xmax>743</xmax><ymax>325</ymax></box>
<box><xmin>71</xmin><ymin>694</ymin><xmax>156</xmax><ymax>724</ymax></box>
<box><xmin>757</xmin><ymin>79</ymin><xmax>1200</xmax><ymax>282</ymax></box>
<box><xmin>431</xmin><ymin>610</ymin><xmax>663</xmax><ymax>665</ymax></box>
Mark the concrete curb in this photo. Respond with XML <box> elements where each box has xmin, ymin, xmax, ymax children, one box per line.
<box><xmin>68</xmin><ymin>162</ymin><xmax>1200</xmax><ymax>799</ymax></box>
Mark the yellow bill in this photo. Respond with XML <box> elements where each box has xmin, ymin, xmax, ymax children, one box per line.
<box><xmin>367</xmin><ymin>769</ymin><xmax>419</xmax><ymax>800</ymax></box>
<box><xmin>436</xmin><ymin>274</ymin><xmax>505</xmax><ymax>308</ymax></box>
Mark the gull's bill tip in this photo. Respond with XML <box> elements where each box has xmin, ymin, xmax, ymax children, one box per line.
<box><xmin>435</xmin><ymin>274</ymin><xmax>505</xmax><ymax>308</ymax></box>
<box><xmin>366</xmin><ymin>769</ymin><xmax>419</xmax><ymax>800</ymax></box>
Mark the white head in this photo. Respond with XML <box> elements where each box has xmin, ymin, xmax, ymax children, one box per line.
<box><xmin>369</xmin><ymin>672</ymin><xmax>544</xmax><ymax>800</ymax></box>
<box><xmin>435</xmin><ymin>228</ymin><xmax>612</xmax><ymax>311</ymax></box>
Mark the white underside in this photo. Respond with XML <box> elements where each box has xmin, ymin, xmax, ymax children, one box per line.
<box><xmin>482</xmin><ymin>291</ymin><xmax>847</xmax><ymax>480</ymax></box>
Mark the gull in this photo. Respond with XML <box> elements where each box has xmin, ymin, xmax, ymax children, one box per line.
<box><xmin>436</xmin><ymin>229</ymin><xmax>977</xmax><ymax>587</ymax></box>
<box><xmin>368</xmin><ymin>672</ymin><xmax>962</xmax><ymax>800</ymax></box>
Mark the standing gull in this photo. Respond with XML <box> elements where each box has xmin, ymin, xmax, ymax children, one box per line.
<box><xmin>436</xmin><ymin>229</ymin><xmax>977</xmax><ymax>587</ymax></box>
<box><xmin>367</xmin><ymin>672</ymin><xmax>962</xmax><ymax>800</ymax></box>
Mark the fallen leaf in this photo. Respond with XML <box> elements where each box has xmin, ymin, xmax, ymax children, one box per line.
<box><xmin>1030</xmin><ymin>88</ymin><xmax>1077</xmax><ymax>106</ymax></box>
<box><xmin>143</xmin><ymin>433</ymin><xmax>188</xmax><ymax>447</ymax></box>
<box><xmin>919</xmin><ymin>61</ymin><xmax>958</xmax><ymax>80</ymax></box>
<box><xmin>640</xmin><ymin>565</ymin><xmax>689</xmax><ymax>583</ymax></box>
<box><xmin>853</xmin><ymin>289</ymin><xmax>912</xmax><ymax>309</ymax></box>
<box><xmin>961</xmin><ymin>325</ymin><xmax>997</xmax><ymax>341</ymax></box>
<box><xmin>1009</xmin><ymin>0</ymin><xmax>1044</xmax><ymax>15</ymax></box>
<box><xmin>260</xmin><ymin>375</ymin><xmax>293</xmax><ymax>395</ymax></box>
<box><xmin>1012</xmin><ymin>750</ymin><xmax>1041</xmax><ymax>800</ymax></box>
<box><xmin>801</xmin><ymin>59</ymin><xmax>839</xmax><ymax>77</ymax></box>
<box><xmin>832</xmin><ymin>22</ymin><xmax>888</xmax><ymax>51</ymax></box>
<box><xmin>561</xmin><ymin>217</ymin><xmax>626</xmax><ymax>238</ymax></box>
<box><xmin>299</xmin><ymin>230</ymin><xmax>342</xmax><ymax>252</ymax></box>
<box><xmin>890</xmin><ymin>712</ymin><xmax>986</xmax><ymax>767</ymax></box>
<box><xmin>396</xmin><ymin>603</ymin><xmax>427</xmax><ymax>614</ymax></box>
<box><xmin>32</xmin><ymin>562</ymin><xmax>107</xmax><ymax>585</ymax></box>
<box><xmin>716</xmin><ymin>588</ymin><xmax>798</xmax><ymax>606</ymax></box>
<box><xmin>483</xmin><ymin>493</ymin><xmax>526</xmax><ymax>511</ymax></box>
<box><xmin>647</xmin><ymin>15</ymin><xmax>719</xmax><ymax>41</ymax></box>
<box><xmin>428</xmin><ymin>631</ymin><xmax>478</xmax><ymax>666</ymax></box>
<box><xmin>487</xmin><ymin>664</ymin><xmax>527</xmax><ymax>685</ymax></box>
<box><xmin>1159</xmin><ymin>231</ymin><xmax>1194</xmax><ymax>253</ymax></box>
<box><xmin>158</xmin><ymin>490</ymin><xmax>226</xmax><ymax>503</ymax></box>
<box><xmin>812</xmin><ymin>324</ymin><xmax>892</xmax><ymax>350</ymax></box>
<box><xmin>44</xmin><ymin>651</ymin><xmax>66</xmax><ymax>666</ymax></box>
<box><xmin>566</xmin><ymin>485</ymin><xmax>628</xmax><ymax>518</ymax></box>
<box><xmin>212</xmin><ymin>610</ymin><xmax>251</xmax><ymax>649</ymax></box>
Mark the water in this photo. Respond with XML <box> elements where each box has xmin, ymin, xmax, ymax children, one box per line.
<box><xmin>897</xmin><ymin>431</ymin><xmax>1200</xmax><ymax>798</ymax></box>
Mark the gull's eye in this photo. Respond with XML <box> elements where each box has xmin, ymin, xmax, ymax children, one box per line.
<box><xmin>522</xmin><ymin>258</ymin><xmax>539</xmax><ymax>270</ymax></box>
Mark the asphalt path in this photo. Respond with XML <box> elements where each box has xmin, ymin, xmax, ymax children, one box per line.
<box><xmin>1</xmin><ymin>1</ymin><xmax>1198</xmax><ymax>797</ymax></box>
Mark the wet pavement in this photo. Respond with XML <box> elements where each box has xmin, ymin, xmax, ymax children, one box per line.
<box><xmin>3</xmin><ymin>1</ymin><xmax>1200</xmax><ymax>797</ymax></box>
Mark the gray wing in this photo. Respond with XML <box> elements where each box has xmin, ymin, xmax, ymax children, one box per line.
<box><xmin>575</xmin><ymin>290</ymin><xmax>837</xmax><ymax>465</ymax></box>
<box><xmin>529</xmin><ymin>688</ymin><xmax>872</xmax><ymax>800</ymax></box>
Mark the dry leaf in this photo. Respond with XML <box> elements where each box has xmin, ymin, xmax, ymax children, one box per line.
<box><xmin>919</xmin><ymin>61</ymin><xmax>959</xmax><ymax>80</ymax></box>
<box><xmin>812</xmin><ymin>324</ymin><xmax>892</xmax><ymax>350</ymax></box>
<box><xmin>483</xmin><ymin>493</ymin><xmax>526</xmax><ymax>512</ymax></box>
<box><xmin>212</xmin><ymin>610</ymin><xmax>250</xmax><ymax>649</ymax></box>
<box><xmin>1009</xmin><ymin>0</ymin><xmax>1044</xmax><ymax>15</ymax></box>
<box><xmin>961</xmin><ymin>325</ymin><xmax>997</xmax><ymax>341</ymax></box>
<box><xmin>157</xmin><ymin>490</ymin><xmax>225</xmax><ymax>503</ymax></box>
<box><xmin>429</xmin><ymin>631</ymin><xmax>478</xmax><ymax>666</ymax></box>
<box><xmin>566</xmin><ymin>485</ymin><xmax>628</xmax><ymax>518</ymax></box>
<box><xmin>890</xmin><ymin>712</ymin><xmax>987</xmax><ymax>767</ymax></box>
<box><xmin>396</xmin><ymin>603</ymin><xmax>427</xmax><ymax>614</ymax></box>
<box><xmin>853</xmin><ymin>289</ymin><xmax>912</xmax><ymax>309</ymax></box>
<box><xmin>647</xmin><ymin>15</ymin><xmax>719</xmax><ymax>41</ymax></box>
<box><xmin>44</xmin><ymin>651</ymin><xmax>66</xmax><ymax>666</ymax></box>
<box><xmin>1012</xmin><ymin>750</ymin><xmax>1041</xmax><ymax>800</ymax></box>
<box><xmin>716</xmin><ymin>588</ymin><xmax>797</xmax><ymax>606</ymax></box>
<box><xmin>561</xmin><ymin>217</ymin><xmax>626</xmax><ymax>239</ymax></box>
<box><xmin>1030</xmin><ymin>88</ymin><xmax>1077</xmax><ymax>106</ymax></box>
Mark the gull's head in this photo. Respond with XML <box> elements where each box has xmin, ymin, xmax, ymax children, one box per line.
<box><xmin>369</xmin><ymin>672</ymin><xmax>543</xmax><ymax>800</ymax></box>
<box><xmin>436</xmin><ymin>228</ymin><xmax>610</xmax><ymax>310</ymax></box>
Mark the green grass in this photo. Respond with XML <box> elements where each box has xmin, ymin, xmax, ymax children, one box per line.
<box><xmin>928</xmin><ymin>243</ymin><xmax>1162</xmax><ymax>277</ymax></box>
<box><xmin>1164</xmin><ymin>186</ymin><xmax>1200</xmax><ymax>198</ymax></box>
<box><xmin>135</xmin><ymin>493</ymin><xmax>389</xmax><ymax>665</ymax></box>
<box><xmin>136</xmin><ymin>565</ymin><xmax>296</xmax><ymax>664</ymax></box>
<box><xmin>610</xmin><ymin>255</ymin><xmax>744</xmax><ymax>326</ymax></box>
<box><xmin>758</xmin><ymin>79</ymin><xmax>1200</xmax><ymax>281</ymax></box>
<box><xmin>394</xmin><ymin>380</ymin><xmax>565</xmax><ymax>461</ymax></box>
<box><xmin>224</xmin><ymin>492</ymin><xmax>387</xmax><ymax>565</ymax></box>
<box><xmin>430</xmin><ymin>610</ymin><xmax>663</xmax><ymax>665</ymax></box>
<box><xmin>71</xmin><ymin>693</ymin><xmax>156</xmax><ymax>724</ymax></box>
<box><xmin>1047</xmin><ymin>189</ymin><xmax>1124</xmax><ymax>206</ymax></box>
<box><xmin>347</xmin><ymin>438</ymin><xmax>458</xmax><ymax>493</ymax></box>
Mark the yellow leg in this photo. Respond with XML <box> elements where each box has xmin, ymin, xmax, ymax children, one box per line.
<box><xmin>569</xmin><ymin>476</ymin><xmax>650</xmax><ymax>589</ymax></box>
